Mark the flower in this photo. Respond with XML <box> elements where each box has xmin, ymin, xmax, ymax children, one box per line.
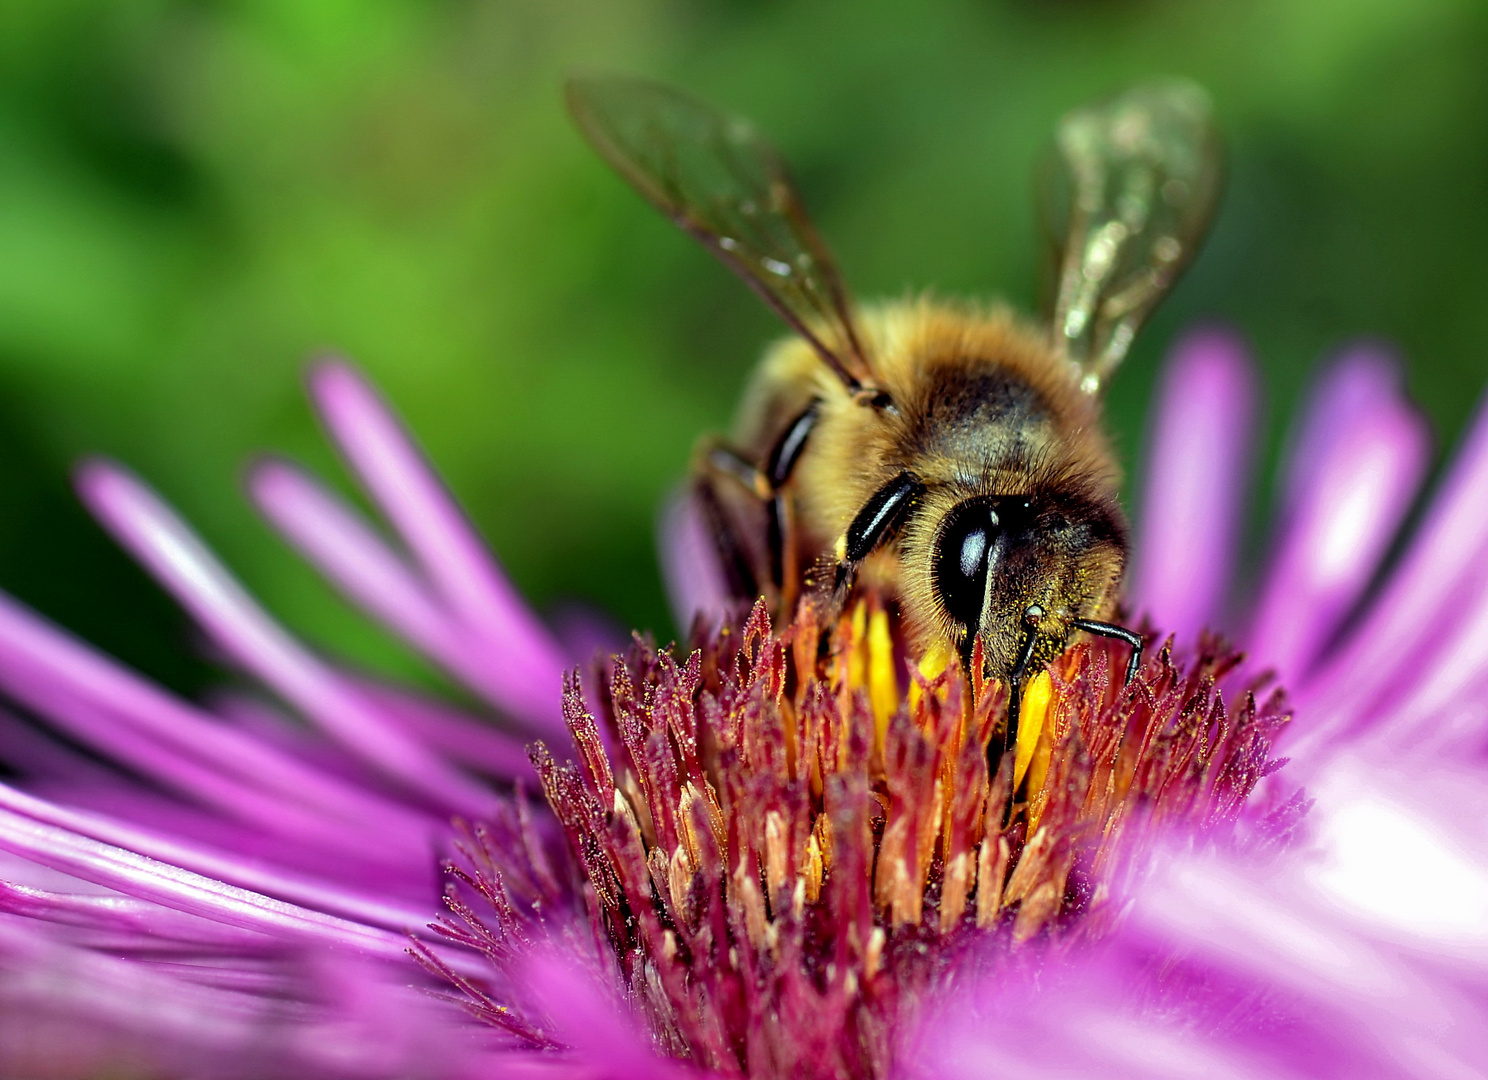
<box><xmin>431</xmin><ymin>595</ymin><xmax>1292</xmax><ymax>1079</ymax></box>
<box><xmin>0</xmin><ymin>325</ymin><xmax>1483</xmax><ymax>1079</ymax></box>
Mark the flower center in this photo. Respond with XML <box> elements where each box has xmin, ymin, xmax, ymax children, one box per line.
<box><xmin>438</xmin><ymin>595</ymin><xmax>1290</xmax><ymax>1079</ymax></box>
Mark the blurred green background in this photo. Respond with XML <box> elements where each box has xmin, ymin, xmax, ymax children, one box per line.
<box><xmin>1</xmin><ymin>0</ymin><xmax>1485</xmax><ymax>695</ymax></box>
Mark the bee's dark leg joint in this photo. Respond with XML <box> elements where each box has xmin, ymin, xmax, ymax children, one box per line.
<box><xmin>703</xmin><ymin>443</ymin><xmax>771</xmax><ymax>500</ymax></box>
<box><xmin>1072</xmin><ymin>618</ymin><xmax>1144</xmax><ymax>685</ymax></box>
<box><xmin>832</xmin><ymin>471</ymin><xmax>925</xmax><ymax>593</ymax></box>
<box><xmin>692</xmin><ymin>475</ymin><xmax>767</xmax><ymax>603</ymax></box>
<box><xmin>765</xmin><ymin>495</ymin><xmax>786</xmax><ymax>588</ymax></box>
<box><xmin>699</xmin><ymin>408</ymin><xmax>822</xmax><ymax>596</ymax></box>
<box><xmin>761</xmin><ymin>404</ymin><xmax>820</xmax><ymax>592</ymax></box>
<box><xmin>844</xmin><ymin>472</ymin><xmax>924</xmax><ymax>563</ymax></box>
<box><xmin>766</xmin><ymin>403</ymin><xmax>819</xmax><ymax>489</ymax></box>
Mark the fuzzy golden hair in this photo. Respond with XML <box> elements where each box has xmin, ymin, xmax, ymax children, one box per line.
<box><xmin>728</xmin><ymin>296</ymin><xmax>1127</xmax><ymax>673</ymax></box>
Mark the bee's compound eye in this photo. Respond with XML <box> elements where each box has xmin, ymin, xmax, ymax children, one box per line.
<box><xmin>934</xmin><ymin>500</ymin><xmax>1002</xmax><ymax>629</ymax></box>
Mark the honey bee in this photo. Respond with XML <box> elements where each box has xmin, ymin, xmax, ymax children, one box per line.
<box><xmin>568</xmin><ymin>77</ymin><xmax>1220</xmax><ymax>740</ymax></box>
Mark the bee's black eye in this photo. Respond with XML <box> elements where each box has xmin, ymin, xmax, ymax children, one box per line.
<box><xmin>934</xmin><ymin>500</ymin><xmax>1003</xmax><ymax>629</ymax></box>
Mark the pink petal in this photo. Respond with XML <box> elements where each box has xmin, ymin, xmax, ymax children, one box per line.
<box><xmin>309</xmin><ymin>360</ymin><xmax>569</xmax><ymax>734</ymax></box>
<box><xmin>921</xmin><ymin>754</ymin><xmax>1488</xmax><ymax>1080</ymax></box>
<box><xmin>0</xmin><ymin>665</ymin><xmax>401</xmax><ymax>865</ymax></box>
<box><xmin>658</xmin><ymin>486</ymin><xmax>731</xmax><ymax>634</ymax></box>
<box><xmin>350</xmin><ymin>675</ymin><xmax>535</xmax><ymax>779</ymax></box>
<box><xmin>1129</xmin><ymin>328</ymin><xmax>1257</xmax><ymax>643</ymax></box>
<box><xmin>250</xmin><ymin>458</ymin><xmax>564</xmax><ymax>736</ymax></box>
<box><xmin>0</xmin><ymin>918</ymin><xmax>291</xmax><ymax>1062</ymax></box>
<box><xmin>76</xmin><ymin>460</ymin><xmax>498</xmax><ymax>817</ymax></box>
<box><xmin>0</xmin><ymin>782</ymin><xmax>431</xmax><ymax>932</ymax></box>
<box><xmin>1245</xmin><ymin>348</ymin><xmax>1430</xmax><ymax>684</ymax></box>
<box><xmin>0</xmin><ymin>794</ymin><xmax>412</xmax><ymax>959</ymax></box>
<box><xmin>0</xmin><ymin>916</ymin><xmax>492</xmax><ymax>1078</ymax></box>
<box><xmin>0</xmin><ymin>589</ymin><xmax>432</xmax><ymax>849</ymax></box>
<box><xmin>0</xmin><ymin>879</ymin><xmax>276</xmax><ymax>950</ymax></box>
<box><xmin>250</xmin><ymin>459</ymin><xmax>465</xmax><ymax>660</ymax></box>
<box><xmin>521</xmin><ymin>950</ymin><xmax>693</xmax><ymax>1079</ymax></box>
<box><xmin>1350</xmin><ymin>567</ymin><xmax>1488</xmax><ymax>759</ymax></box>
<box><xmin>1292</xmin><ymin>383</ymin><xmax>1488</xmax><ymax>769</ymax></box>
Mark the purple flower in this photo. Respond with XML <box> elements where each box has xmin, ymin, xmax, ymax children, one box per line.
<box><xmin>0</xmin><ymin>326</ymin><xmax>1481</xmax><ymax>1079</ymax></box>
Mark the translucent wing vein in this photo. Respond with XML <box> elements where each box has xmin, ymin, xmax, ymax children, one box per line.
<box><xmin>1043</xmin><ymin>79</ymin><xmax>1223</xmax><ymax>393</ymax></box>
<box><xmin>567</xmin><ymin>76</ymin><xmax>872</xmax><ymax>390</ymax></box>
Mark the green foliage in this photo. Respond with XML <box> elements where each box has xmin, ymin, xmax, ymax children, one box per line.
<box><xmin>1</xmin><ymin>0</ymin><xmax>1484</xmax><ymax>691</ymax></box>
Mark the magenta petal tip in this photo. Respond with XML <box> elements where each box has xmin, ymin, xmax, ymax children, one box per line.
<box><xmin>1130</xmin><ymin>325</ymin><xmax>1257</xmax><ymax>643</ymax></box>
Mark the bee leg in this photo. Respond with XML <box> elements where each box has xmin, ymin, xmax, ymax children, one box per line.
<box><xmin>764</xmin><ymin>404</ymin><xmax>820</xmax><ymax>489</ymax></box>
<box><xmin>691</xmin><ymin>471</ymin><xmax>770</xmax><ymax>605</ymax></box>
<box><xmin>1071</xmin><ymin>618</ymin><xmax>1145</xmax><ymax>686</ymax></box>
<box><xmin>830</xmin><ymin>470</ymin><xmax>925</xmax><ymax>594</ymax></box>
<box><xmin>701</xmin><ymin>442</ymin><xmax>771</xmax><ymax>499</ymax></box>
<box><xmin>760</xmin><ymin>404</ymin><xmax>819</xmax><ymax>606</ymax></box>
<box><xmin>699</xmin><ymin>443</ymin><xmax>791</xmax><ymax>603</ymax></box>
<box><xmin>699</xmin><ymin>404</ymin><xmax>821</xmax><ymax>609</ymax></box>
<box><xmin>765</xmin><ymin>492</ymin><xmax>800</xmax><ymax>614</ymax></box>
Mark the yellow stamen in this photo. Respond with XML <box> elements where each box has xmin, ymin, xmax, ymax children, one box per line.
<box><xmin>847</xmin><ymin>601</ymin><xmax>867</xmax><ymax>688</ymax></box>
<box><xmin>846</xmin><ymin>599</ymin><xmax>901</xmax><ymax>754</ymax></box>
<box><xmin>1013</xmin><ymin>670</ymin><xmax>1053</xmax><ymax>790</ymax></box>
<box><xmin>916</xmin><ymin>638</ymin><xmax>954</xmax><ymax>682</ymax></box>
<box><xmin>867</xmin><ymin>606</ymin><xmax>898</xmax><ymax>735</ymax></box>
<box><xmin>907</xmin><ymin>638</ymin><xmax>953</xmax><ymax>716</ymax></box>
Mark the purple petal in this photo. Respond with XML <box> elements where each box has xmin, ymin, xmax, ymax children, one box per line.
<box><xmin>0</xmin><ymin>793</ymin><xmax>413</xmax><ymax>958</ymax></box>
<box><xmin>0</xmin><ymin>782</ymin><xmax>432</xmax><ymax>932</ymax></box>
<box><xmin>920</xmin><ymin>755</ymin><xmax>1488</xmax><ymax>1080</ymax></box>
<box><xmin>0</xmin><ymin>589</ymin><xmax>433</xmax><ymax>849</ymax></box>
<box><xmin>1292</xmin><ymin>382</ymin><xmax>1488</xmax><ymax>769</ymax></box>
<box><xmin>250</xmin><ymin>459</ymin><xmax>466</xmax><ymax>661</ymax></box>
<box><xmin>1349</xmin><ymin>569</ymin><xmax>1488</xmax><ymax>761</ymax></box>
<box><xmin>250</xmin><ymin>458</ymin><xmax>564</xmax><ymax>736</ymax></box>
<box><xmin>0</xmin><ymin>919</ymin><xmax>295</xmax><ymax>1069</ymax></box>
<box><xmin>658</xmin><ymin>486</ymin><xmax>731</xmax><ymax>634</ymax></box>
<box><xmin>27</xmin><ymin>786</ymin><xmax>435</xmax><ymax>904</ymax></box>
<box><xmin>76</xmin><ymin>460</ymin><xmax>498</xmax><ymax>817</ymax></box>
<box><xmin>521</xmin><ymin>950</ymin><xmax>693</xmax><ymax>1079</ymax></box>
<box><xmin>0</xmin><ymin>879</ymin><xmax>276</xmax><ymax>949</ymax></box>
<box><xmin>0</xmin><ymin>915</ymin><xmax>493</xmax><ymax>1078</ymax></box>
<box><xmin>308</xmin><ymin>360</ymin><xmax>569</xmax><ymax>735</ymax></box>
<box><xmin>1245</xmin><ymin>348</ymin><xmax>1430</xmax><ymax>683</ymax></box>
<box><xmin>1129</xmin><ymin>328</ymin><xmax>1257</xmax><ymax>643</ymax></box>
<box><xmin>349</xmin><ymin>675</ymin><xmax>535</xmax><ymax>780</ymax></box>
<box><xmin>0</xmin><ymin>664</ymin><xmax>403</xmax><ymax>865</ymax></box>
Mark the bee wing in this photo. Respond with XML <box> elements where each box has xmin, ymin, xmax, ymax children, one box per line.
<box><xmin>567</xmin><ymin>76</ymin><xmax>873</xmax><ymax>392</ymax></box>
<box><xmin>1042</xmin><ymin>80</ymin><xmax>1222</xmax><ymax>394</ymax></box>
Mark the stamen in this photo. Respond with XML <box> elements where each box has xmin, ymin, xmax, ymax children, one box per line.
<box><xmin>1013</xmin><ymin>670</ymin><xmax>1053</xmax><ymax>790</ymax></box>
<box><xmin>442</xmin><ymin>596</ymin><xmax>1291</xmax><ymax>1079</ymax></box>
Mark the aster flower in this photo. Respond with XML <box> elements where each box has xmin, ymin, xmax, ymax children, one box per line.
<box><xmin>0</xmin><ymin>324</ymin><xmax>1482</xmax><ymax>1079</ymax></box>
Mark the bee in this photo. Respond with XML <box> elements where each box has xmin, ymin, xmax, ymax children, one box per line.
<box><xmin>568</xmin><ymin>77</ymin><xmax>1220</xmax><ymax>741</ymax></box>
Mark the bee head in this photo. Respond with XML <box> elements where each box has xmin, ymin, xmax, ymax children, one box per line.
<box><xmin>931</xmin><ymin>491</ymin><xmax>1126</xmax><ymax>678</ymax></box>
